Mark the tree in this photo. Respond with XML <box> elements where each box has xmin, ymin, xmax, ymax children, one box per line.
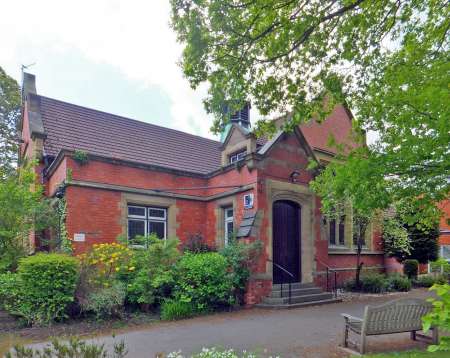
<box><xmin>0</xmin><ymin>163</ymin><xmax>56</xmax><ymax>272</ymax></box>
<box><xmin>406</xmin><ymin>222</ymin><xmax>439</xmax><ymax>264</ymax></box>
<box><xmin>384</xmin><ymin>209</ymin><xmax>440</xmax><ymax>264</ymax></box>
<box><xmin>171</xmin><ymin>1</ymin><xmax>449</xmax><ymax>228</ymax></box>
<box><xmin>0</xmin><ymin>66</ymin><xmax>21</xmax><ymax>175</ymax></box>
<box><xmin>310</xmin><ymin>147</ymin><xmax>391</xmax><ymax>288</ymax></box>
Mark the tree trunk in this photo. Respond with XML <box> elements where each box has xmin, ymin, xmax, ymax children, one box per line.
<box><xmin>354</xmin><ymin>216</ymin><xmax>369</xmax><ymax>289</ymax></box>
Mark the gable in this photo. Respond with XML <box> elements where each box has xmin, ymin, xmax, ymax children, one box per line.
<box><xmin>300</xmin><ymin>104</ymin><xmax>359</xmax><ymax>155</ymax></box>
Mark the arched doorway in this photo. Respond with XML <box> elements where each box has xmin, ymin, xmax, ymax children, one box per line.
<box><xmin>272</xmin><ymin>200</ymin><xmax>301</xmax><ymax>284</ymax></box>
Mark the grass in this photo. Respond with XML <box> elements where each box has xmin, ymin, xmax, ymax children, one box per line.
<box><xmin>361</xmin><ymin>350</ymin><xmax>449</xmax><ymax>357</ymax></box>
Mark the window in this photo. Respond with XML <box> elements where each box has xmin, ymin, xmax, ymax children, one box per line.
<box><xmin>329</xmin><ymin>218</ymin><xmax>336</xmax><ymax>245</ymax></box>
<box><xmin>127</xmin><ymin>205</ymin><xmax>167</xmax><ymax>246</ymax></box>
<box><xmin>224</xmin><ymin>207</ymin><xmax>234</xmax><ymax>245</ymax></box>
<box><xmin>229</xmin><ymin>150</ymin><xmax>246</xmax><ymax>164</ymax></box>
<box><xmin>441</xmin><ymin>245</ymin><xmax>450</xmax><ymax>262</ymax></box>
<box><xmin>338</xmin><ymin>215</ymin><xmax>345</xmax><ymax>245</ymax></box>
<box><xmin>329</xmin><ymin>216</ymin><xmax>345</xmax><ymax>247</ymax></box>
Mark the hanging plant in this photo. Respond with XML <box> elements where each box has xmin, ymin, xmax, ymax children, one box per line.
<box><xmin>73</xmin><ymin>150</ymin><xmax>89</xmax><ymax>165</ymax></box>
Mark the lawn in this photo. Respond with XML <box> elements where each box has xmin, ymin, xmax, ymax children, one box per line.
<box><xmin>361</xmin><ymin>350</ymin><xmax>448</xmax><ymax>357</ymax></box>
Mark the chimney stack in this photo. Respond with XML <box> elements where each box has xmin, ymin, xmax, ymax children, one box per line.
<box><xmin>22</xmin><ymin>72</ymin><xmax>36</xmax><ymax>101</ymax></box>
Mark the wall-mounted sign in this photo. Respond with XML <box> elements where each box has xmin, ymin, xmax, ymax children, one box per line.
<box><xmin>73</xmin><ymin>233</ymin><xmax>85</xmax><ymax>242</ymax></box>
<box><xmin>244</xmin><ymin>193</ymin><xmax>254</xmax><ymax>209</ymax></box>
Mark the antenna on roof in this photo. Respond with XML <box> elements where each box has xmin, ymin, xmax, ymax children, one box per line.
<box><xmin>21</xmin><ymin>63</ymin><xmax>36</xmax><ymax>73</ymax></box>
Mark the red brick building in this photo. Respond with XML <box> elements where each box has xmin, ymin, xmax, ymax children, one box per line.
<box><xmin>20</xmin><ymin>73</ymin><xmax>387</xmax><ymax>306</ymax></box>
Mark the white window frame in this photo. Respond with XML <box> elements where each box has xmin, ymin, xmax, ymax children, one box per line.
<box><xmin>229</xmin><ymin>150</ymin><xmax>246</xmax><ymax>164</ymax></box>
<box><xmin>127</xmin><ymin>205</ymin><xmax>167</xmax><ymax>247</ymax></box>
<box><xmin>224</xmin><ymin>206</ymin><xmax>234</xmax><ymax>246</ymax></box>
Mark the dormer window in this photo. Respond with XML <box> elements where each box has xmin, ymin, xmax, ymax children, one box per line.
<box><xmin>229</xmin><ymin>150</ymin><xmax>246</xmax><ymax>164</ymax></box>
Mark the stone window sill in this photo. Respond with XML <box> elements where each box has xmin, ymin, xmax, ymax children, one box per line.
<box><xmin>328</xmin><ymin>248</ymin><xmax>384</xmax><ymax>255</ymax></box>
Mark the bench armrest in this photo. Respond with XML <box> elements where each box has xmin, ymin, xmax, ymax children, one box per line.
<box><xmin>341</xmin><ymin>313</ymin><xmax>363</xmax><ymax>323</ymax></box>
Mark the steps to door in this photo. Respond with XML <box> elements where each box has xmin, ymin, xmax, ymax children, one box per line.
<box><xmin>255</xmin><ymin>282</ymin><xmax>341</xmax><ymax>309</ymax></box>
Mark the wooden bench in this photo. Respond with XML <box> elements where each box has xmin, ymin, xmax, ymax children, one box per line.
<box><xmin>342</xmin><ymin>298</ymin><xmax>438</xmax><ymax>354</ymax></box>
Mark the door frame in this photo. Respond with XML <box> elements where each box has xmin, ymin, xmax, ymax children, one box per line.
<box><xmin>266</xmin><ymin>179</ymin><xmax>315</xmax><ymax>284</ymax></box>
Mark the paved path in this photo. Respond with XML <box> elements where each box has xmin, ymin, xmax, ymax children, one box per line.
<box><xmin>34</xmin><ymin>290</ymin><xmax>433</xmax><ymax>357</ymax></box>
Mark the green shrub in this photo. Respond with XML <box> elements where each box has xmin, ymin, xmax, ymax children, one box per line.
<box><xmin>17</xmin><ymin>253</ymin><xmax>79</xmax><ymax>325</ymax></box>
<box><xmin>430</xmin><ymin>258</ymin><xmax>450</xmax><ymax>280</ymax></box>
<box><xmin>423</xmin><ymin>284</ymin><xmax>450</xmax><ymax>352</ymax></box>
<box><xmin>81</xmin><ymin>282</ymin><xmax>126</xmax><ymax>319</ymax></box>
<box><xmin>415</xmin><ymin>275</ymin><xmax>438</xmax><ymax>287</ymax></box>
<box><xmin>124</xmin><ymin>236</ymin><xmax>180</xmax><ymax>308</ymax></box>
<box><xmin>0</xmin><ymin>272</ymin><xmax>22</xmax><ymax>314</ymax></box>
<box><xmin>403</xmin><ymin>259</ymin><xmax>419</xmax><ymax>279</ymax></box>
<box><xmin>160</xmin><ymin>299</ymin><xmax>194</xmax><ymax>320</ymax></box>
<box><xmin>174</xmin><ymin>252</ymin><xmax>235</xmax><ymax>311</ymax></box>
<box><xmin>386</xmin><ymin>274</ymin><xmax>411</xmax><ymax>292</ymax></box>
<box><xmin>219</xmin><ymin>239</ymin><xmax>262</xmax><ymax>305</ymax></box>
<box><xmin>6</xmin><ymin>337</ymin><xmax>127</xmax><ymax>358</ymax></box>
<box><xmin>345</xmin><ymin>273</ymin><xmax>388</xmax><ymax>293</ymax></box>
<box><xmin>360</xmin><ymin>273</ymin><xmax>388</xmax><ymax>293</ymax></box>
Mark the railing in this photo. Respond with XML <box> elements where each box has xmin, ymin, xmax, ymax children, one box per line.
<box><xmin>315</xmin><ymin>258</ymin><xmax>338</xmax><ymax>298</ymax></box>
<box><xmin>267</xmin><ymin>259</ymin><xmax>295</xmax><ymax>304</ymax></box>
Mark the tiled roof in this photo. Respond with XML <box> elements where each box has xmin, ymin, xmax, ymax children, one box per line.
<box><xmin>36</xmin><ymin>94</ymin><xmax>222</xmax><ymax>175</ymax></box>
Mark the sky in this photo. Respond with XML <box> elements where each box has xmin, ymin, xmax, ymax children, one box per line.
<box><xmin>1</xmin><ymin>0</ymin><xmax>216</xmax><ymax>139</ymax></box>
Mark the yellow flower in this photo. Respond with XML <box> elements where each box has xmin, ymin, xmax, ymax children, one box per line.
<box><xmin>115</xmin><ymin>267</ymin><xmax>120</xmax><ymax>272</ymax></box>
<box><xmin>128</xmin><ymin>266</ymin><xmax>135</xmax><ymax>271</ymax></box>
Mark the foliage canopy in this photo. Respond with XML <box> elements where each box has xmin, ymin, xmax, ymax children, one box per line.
<box><xmin>171</xmin><ymin>0</ymin><xmax>449</xmax><ymax>227</ymax></box>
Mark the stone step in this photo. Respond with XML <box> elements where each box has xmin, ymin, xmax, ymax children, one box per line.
<box><xmin>262</xmin><ymin>292</ymin><xmax>333</xmax><ymax>305</ymax></box>
<box><xmin>269</xmin><ymin>287</ymin><xmax>323</xmax><ymax>298</ymax></box>
<box><xmin>255</xmin><ymin>298</ymin><xmax>342</xmax><ymax>310</ymax></box>
<box><xmin>272</xmin><ymin>282</ymin><xmax>315</xmax><ymax>291</ymax></box>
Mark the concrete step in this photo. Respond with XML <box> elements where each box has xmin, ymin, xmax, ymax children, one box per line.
<box><xmin>262</xmin><ymin>292</ymin><xmax>333</xmax><ymax>305</ymax></box>
<box><xmin>269</xmin><ymin>287</ymin><xmax>322</xmax><ymax>298</ymax></box>
<box><xmin>255</xmin><ymin>298</ymin><xmax>342</xmax><ymax>310</ymax></box>
<box><xmin>272</xmin><ymin>282</ymin><xmax>315</xmax><ymax>291</ymax></box>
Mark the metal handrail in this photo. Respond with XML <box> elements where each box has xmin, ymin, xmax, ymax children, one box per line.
<box><xmin>268</xmin><ymin>259</ymin><xmax>295</xmax><ymax>304</ymax></box>
<box><xmin>315</xmin><ymin>257</ymin><xmax>338</xmax><ymax>298</ymax></box>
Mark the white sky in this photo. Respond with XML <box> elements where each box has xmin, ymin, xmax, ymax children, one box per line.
<box><xmin>1</xmin><ymin>0</ymin><xmax>216</xmax><ymax>139</ymax></box>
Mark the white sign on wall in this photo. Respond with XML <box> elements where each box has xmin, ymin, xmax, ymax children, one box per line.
<box><xmin>73</xmin><ymin>233</ymin><xmax>86</xmax><ymax>242</ymax></box>
<box><xmin>244</xmin><ymin>193</ymin><xmax>254</xmax><ymax>209</ymax></box>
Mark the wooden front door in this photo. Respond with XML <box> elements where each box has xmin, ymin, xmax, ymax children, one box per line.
<box><xmin>272</xmin><ymin>200</ymin><xmax>301</xmax><ymax>284</ymax></box>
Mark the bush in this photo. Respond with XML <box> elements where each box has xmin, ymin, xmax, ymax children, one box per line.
<box><xmin>160</xmin><ymin>299</ymin><xmax>194</xmax><ymax>320</ymax></box>
<box><xmin>0</xmin><ymin>272</ymin><xmax>22</xmax><ymax>314</ymax></box>
<box><xmin>6</xmin><ymin>337</ymin><xmax>127</xmax><ymax>358</ymax></box>
<box><xmin>386</xmin><ymin>274</ymin><xmax>411</xmax><ymax>292</ymax></box>
<box><xmin>403</xmin><ymin>259</ymin><xmax>419</xmax><ymax>279</ymax></box>
<box><xmin>124</xmin><ymin>236</ymin><xmax>180</xmax><ymax>308</ymax></box>
<box><xmin>344</xmin><ymin>273</ymin><xmax>388</xmax><ymax>293</ymax></box>
<box><xmin>423</xmin><ymin>284</ymin><xmax>450</xmax><ymax>352</ymax></box>
<box><xmin>78</xmin><ymin>243</ymin><xmax>134</xmax><ymax>288</ymax></box>
<box><xmin>219</xmin><ymin>239</ymin><xmax>262</xmax><ymax>304</ymax></box>
<box><xmin>360</xmin><ymin>273</ymin><xmax>388</xmax><ymax>293</ymax></box>
<box><xmin>17</xmin><ymin>253</ymin><xmax>79</xmax><ymax>325</ymax></box>
<box><xmin>430</xmin><ymin>258</ymin><xmax>450</xmax><ymax>280</ymax></box>
<box><xmin>180</xmin><ymin>233</ymin><xmax>215</xmax><ymax>253</ymax></box>
<box><xmin>415</xmin><ymin>275</ymin><xmax>438</xmax><ymax>288</ymax></box>
<box><xmin>81</xmin><ymin>282</ymin><xmax>127</xmax><ymax>319</ymax></box>
<box><xmin>174</xmin><ymin>252</ymin><xmax>235</xmax><ymax>311</ymax></box>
